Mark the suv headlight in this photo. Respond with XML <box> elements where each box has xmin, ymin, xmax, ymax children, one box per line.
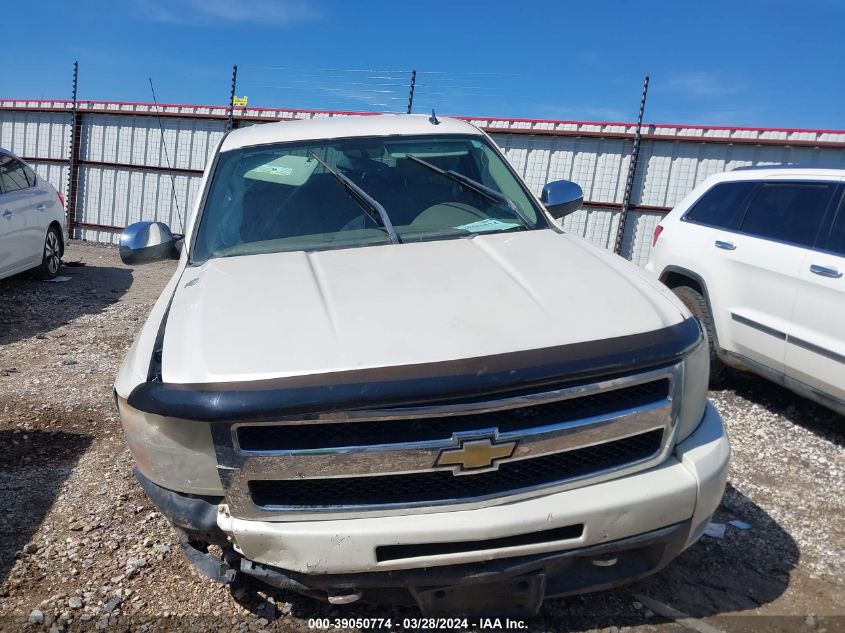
<box><xmin>117</xmin><ymin>397</ymin><xmax>224</xmax><ymax>495</ymax></box>
<box><xmin>675</xmin><ymin>337</ymin><xmax>709</xmax><ymax>443</ymax></box>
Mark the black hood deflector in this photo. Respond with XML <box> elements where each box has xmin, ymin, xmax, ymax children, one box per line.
<box><xmin>127</xmin><ymin>318</ymin><xmax>701</xmax><ymax>422</ymax></box>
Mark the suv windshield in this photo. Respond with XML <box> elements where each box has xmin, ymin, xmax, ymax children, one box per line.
<box><xmin>192</xmin><ymin>134</ymin><xmax>546</xmax><ymax>260</ymax></box>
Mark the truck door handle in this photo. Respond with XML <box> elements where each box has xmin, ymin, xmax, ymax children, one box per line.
<box><xmin>37</xmin><ymin>204</ymin><xmax>46</xmax><ymax>211</ymax></box>
<box><xmin>810</xmin><ymin>264</ymin><xmax>843</xmax><ymax>279</ymax></box>
<box><xmin>715</xmin><ymin>240</ymin><xmax>736</xmax><ymax>250</ymax></box>
<box><xmin>2</xmin><ymin>210</ymin><xmax>12</xmax><ymax>219</ymax></box>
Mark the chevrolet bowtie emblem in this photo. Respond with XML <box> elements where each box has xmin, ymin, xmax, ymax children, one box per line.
<box><xmin>434</xmin><ymin>437</ymin><xmax>518</xmax><ymax>474</ymax></box>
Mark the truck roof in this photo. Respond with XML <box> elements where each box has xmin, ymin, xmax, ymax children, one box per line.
<box><xmin>220</xmin><ymin>114</ymin><xmax>483</xmax><ymax>152</ymax></box>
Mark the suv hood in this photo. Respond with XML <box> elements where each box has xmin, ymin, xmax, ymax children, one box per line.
<box><xmin>162</xmin><ymin>230</ymin><xmax>686</xmax><ymax>384</ymax></box>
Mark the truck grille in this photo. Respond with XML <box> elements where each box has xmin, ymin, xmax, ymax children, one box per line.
<box><xmin>237</xmin><ymin>379</ymin><xmax>669</xmax><ymax>451</ymax></box>
<box><xmin>248</xmin><ymin>429</ymin><xmax>663</xmax><ymax>508</ymax></box>
<box><xmin>217</xmin><ymin>364</ymin><xmax>681</xmax><ymax>519</ymax></box>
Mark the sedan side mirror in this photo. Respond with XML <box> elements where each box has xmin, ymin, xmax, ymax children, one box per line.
<box><xmin>119</xmin><ymin>221</ymin><xmax>182</xmax><ymax>265</ymax></box>
<box><xmin>541</xmin><ymin>180</ymin><xmax>584</xmax><ymax>219</ymax></box>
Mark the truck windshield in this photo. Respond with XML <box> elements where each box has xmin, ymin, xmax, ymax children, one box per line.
<box><xmin>192</xmin><ymin>134</ymin><xmax>546</xmax><ymax>261</ymax></box>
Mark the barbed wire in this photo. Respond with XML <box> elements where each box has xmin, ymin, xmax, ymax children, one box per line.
<box><xmin>237</xmin><ymin>66</ymin><xmax>538</xmax><ymax>114</ymax></box>
<box><xmin>7</xmin><ymin>62</ymin><xmax>549</xmax><ymax>117</ymax></box>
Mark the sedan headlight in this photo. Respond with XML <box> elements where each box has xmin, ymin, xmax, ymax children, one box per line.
<box><xmin>117</xmin><ymin>397</ymin><xmax>224</xmax><ymax>495</ymax></box>
<box><xmin>675</xmin><ymin>337</ymin><xmax>710</xmax><ymax>443</ymax></box>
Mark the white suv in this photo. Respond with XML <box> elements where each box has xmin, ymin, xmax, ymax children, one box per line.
<box><xmin>648</xmin><ymin>167</ymin><xmax>845</xmax><ymax>415</ymax></box>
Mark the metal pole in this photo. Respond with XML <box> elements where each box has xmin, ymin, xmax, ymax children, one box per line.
<box><xmin>613</xmin><ymin>75</ymin><xmax>650</xmax><ymax>256</ymax></box>
<box><xmin>66</xmin><ymin>61</ymin><xmax>81</xmax><ymax>237</ymax></box>
<box><xmin>227</xmin><ymin>64</ymin><xmax>238</xmax><ymax>130</ymax></box>
<box><xmin>407</xmin><ymin>69</ymin><xmax>416</xmax><ymax>114</ymax></box>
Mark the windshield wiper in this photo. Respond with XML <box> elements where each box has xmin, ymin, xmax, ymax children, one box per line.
<box><xmin>406</xmin><ymin>155</ymin><xmax>532</xmax><ymax>227</ymax></box>
<box><xmin>308</xmin><ymin>151</ymin><xmax>400</xmax><ymax>244</ymax></box>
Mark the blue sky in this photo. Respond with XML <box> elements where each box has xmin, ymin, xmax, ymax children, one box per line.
<box><xmin>6</xmin><ymin>0</ymin><xmax>844</xmax><ymax>129</ymax></box>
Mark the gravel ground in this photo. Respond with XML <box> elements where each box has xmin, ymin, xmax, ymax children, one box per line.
<box><xmin>0</xmin><ymin>241</ymin><xmax>843</xmax><ymax>633</ymax></box>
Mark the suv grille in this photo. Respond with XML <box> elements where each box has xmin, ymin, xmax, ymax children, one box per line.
<box><xmin>248</xmin><ymin>428</ymin><xmax>663</xmax><ymax>509</ymax></box>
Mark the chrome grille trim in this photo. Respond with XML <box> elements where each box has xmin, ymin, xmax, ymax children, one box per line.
<box><xmin>217</xmin><ymin>364</ymin><xmax>682</xmax><ymax>521</ymax></box>
<box><xmin>234</xmin><ymin>366</ymin><xmax>672</xmax><ymax>428</ymax></box>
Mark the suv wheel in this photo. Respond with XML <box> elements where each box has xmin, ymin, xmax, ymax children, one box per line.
<box><xmin>36</xmin><ymin>226</ymin><xmax>62</xmax><ymax>280</ymax></box>
<box><xmin>672</xmin><ymin>286</ymin><xmax>726</xmax><ymax>385</ymax></box>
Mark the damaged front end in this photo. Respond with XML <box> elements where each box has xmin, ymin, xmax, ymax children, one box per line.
<box><xmin>118</xmin><ymin>318</ymin><xmax>729</xmax><ymax>615</ymax></box>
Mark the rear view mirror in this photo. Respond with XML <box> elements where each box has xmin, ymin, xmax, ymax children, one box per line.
<box><xmin>541</xmin><ymin>180</ymin><xmax>584</xmax><ymax>219</ymax></box>
<box><xmin>119</xmin><ymin>221</ymin><xmax>181</xmax><ymax>265</ymax></box>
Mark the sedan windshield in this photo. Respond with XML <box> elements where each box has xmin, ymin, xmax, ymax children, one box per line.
<box><xmin>192</xmin><ymin>134</ymin><xmax>546</xmax><ymax>261</ymax></box>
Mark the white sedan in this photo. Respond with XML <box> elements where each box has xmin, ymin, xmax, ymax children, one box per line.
<box><xmin>0</xmin><ymin>149</ymin><xmax>68</xmax><ymax>280</ymax></box>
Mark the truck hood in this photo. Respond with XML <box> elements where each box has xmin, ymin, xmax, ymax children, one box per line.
<box><xmin>161</xmin><ymin>229</ymin><xmax>686</xmax><ymax>384</ymax></box>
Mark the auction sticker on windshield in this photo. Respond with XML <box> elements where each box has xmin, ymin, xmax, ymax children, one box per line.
<box><xmin>456</xmin><ymin>218</ymin><xmax>521</xmax><ymax>233</ymax></box>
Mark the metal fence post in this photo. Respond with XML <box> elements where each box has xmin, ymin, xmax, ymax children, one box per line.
<box><xmin>227</xmin><ymin>65</ymin><xmax>238</xmax><ymax>130</ymax></box>
<box><xmin>407</xmin><ymin>69</ymin><xmax>416</xmax><ymax>114</ymax></box>
<box><xmin>66</xmin><ymin>61</ymin><xmax>82</xmax><ymax>237</ymax></box>
<box><xmin>613</xmin><ymin>75</ymin><xmax>650</xmax><ymax>256</ymax></box>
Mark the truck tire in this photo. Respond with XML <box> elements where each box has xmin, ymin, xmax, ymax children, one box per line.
<box><xmin>35</xmin><ymin>226</ymin><xmax>62</xmax><ymax>280</ymax></box>
<box><xmin>672</xmin><ymin>285</ymin><xmax>726</xmax><ymax>386</ymax></box>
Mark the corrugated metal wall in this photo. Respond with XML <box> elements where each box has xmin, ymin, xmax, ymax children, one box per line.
<box><xmin>0</xmin><ymin>109</ymin><xmax>71</xmax><ymax>218</ymax></box>
<box><xmin>2</xmin><ymin>99</ymin><xmax>844</xmax><ymax>266</ymax></box>
<box><xmin>499</xmin><ymin>133</ymin><xmax>845</xmax><ymax>263</ymax></box>
<box><xmin>76</xmin><ymin>114</ymin><xmax>225</xmax><ymax>235</ymax></box>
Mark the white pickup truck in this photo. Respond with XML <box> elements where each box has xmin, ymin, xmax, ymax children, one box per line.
<box><xmin>114</xmin><ymin>114</ymin><xmax>729</xmax><ymax>616</ymax></box>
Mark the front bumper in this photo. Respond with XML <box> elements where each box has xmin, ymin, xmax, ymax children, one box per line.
<box><xmin>139</xmin><ymin>402</ymin><xmax>728</xmax><ymax>608</ymax></box>
<box><xmin>239</xmin><ymin>520</ymin><xmax>693</xmax><ymax>613</ymax></box>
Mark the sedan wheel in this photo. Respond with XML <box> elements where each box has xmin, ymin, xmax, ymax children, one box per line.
<box><xmin>36</xmin><ymin>227</ymin><xmax>62</xmax><ymax>279</ymax></box>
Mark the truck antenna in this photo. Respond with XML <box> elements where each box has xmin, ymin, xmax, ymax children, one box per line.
<box><xmin>148</xmin><ymin>77</ymin><xmax>184</xmax><ymax>232</ymax></box>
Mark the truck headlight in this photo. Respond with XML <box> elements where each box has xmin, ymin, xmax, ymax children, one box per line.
<box><xmin>117</xmin><ymin>397</ymin><xmax>224</xmax><ymax>495</ymax></box>
<box><xmin>675</xmin><ymin>338</ymin><xmax>709</xmax><ymax>443</ymax></box>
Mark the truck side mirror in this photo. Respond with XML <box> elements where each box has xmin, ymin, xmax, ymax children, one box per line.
<box><xmin>119</xmin><ymin>221</ymin><xmax>182</xmax><ymax>265</ymax></box>
<box><xmin>541</xmin><ymin>180</ymin><xmax>584</xmax><ymax>219</ymax></box>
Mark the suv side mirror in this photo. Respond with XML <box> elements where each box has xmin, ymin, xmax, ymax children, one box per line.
<box><xmin>119</xmin><ymin>221</ymin><xmax>182</xmax><ymax>265</ymax></box>
<box><xmin>541</xmin><ymin>180</ymin><xmax>584</xmax><ymax>219</ymax></box>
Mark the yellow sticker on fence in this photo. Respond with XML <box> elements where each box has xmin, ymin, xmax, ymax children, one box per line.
<box><xmin>232</xmin><ymin>96</ymin><xmax>248</xmax><ymax>107</ymax></box>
